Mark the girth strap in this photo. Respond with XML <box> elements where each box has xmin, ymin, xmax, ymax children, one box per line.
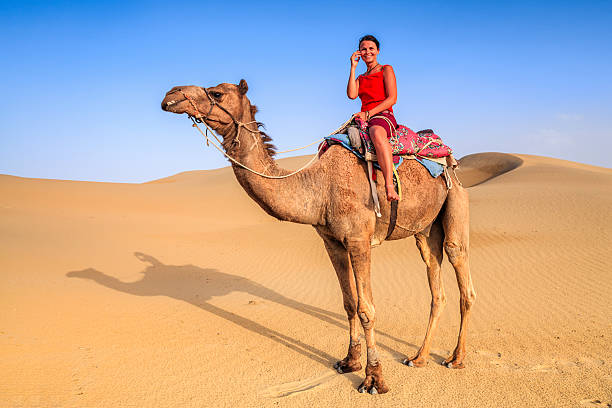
<box><xmin>367</xmin><ymin>161</ymin><xmax>382</xmax><ymax>218</ymax></box>
<box><xmin>386</xmin><ymin>200</ymin><xmax>398</xmax><ymax>240</ymax></box>
<box><xmin>385</xmin><ymin>169</ymin><xmax>402</xmax><ymax>239</ymax></box>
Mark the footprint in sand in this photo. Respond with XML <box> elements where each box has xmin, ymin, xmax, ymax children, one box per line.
<box><xmin>530</xmin><ymin>356</ymin><xmax>607</xmax><ymax>373</ymax></box>
<box><xmin>530</xmin><ymin>364</ymin><xmax>554</xmax><ymax>373</ymax></box>
<box><xmin>262</xmin><ymin>350</ymin><xmax>395</xmax><ymax>398</ymax></box>
<box><xmin>261</xmin><ymin>371</ymin><xmax>338</xmax><ymax>398</ymax></box>
<box><xmin>72</xmin><ymin>346</ymin><xmax>98</xmax><ymax>398</ymax></box>
<box><xmin>72</xmin><ymin>347</ymin><xmax>90</xmax><ymax>397</ymax></box>
<box><xmin>580</xmin><ymin>399</ymin><xmax>611</xmax><ymax>407</ymax></box>
<box><xmin>474</xmin><ymin>349</ymin><xmax>516</xmax><ymax>370</ymax></box>
<box><xmin>474</xmin><ymin>349</ymin><xmax>502</xmax><ymax>359</ymax></box>
<box><xmin>473</xmin><ymin>350</ymin><xmax>581</xmax><ymax>373</ymax></box>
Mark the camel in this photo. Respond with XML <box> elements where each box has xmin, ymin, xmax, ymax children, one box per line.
<box><xmin>161</xmin><ymin>80</ymin><xmax>476</xmax><ymax>394</ymax></box>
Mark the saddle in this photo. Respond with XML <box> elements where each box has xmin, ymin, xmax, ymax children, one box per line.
<box><xmin>321</xmin><ymin>118</ymin><xmax>459</xmax><ymax>238</ymax></box>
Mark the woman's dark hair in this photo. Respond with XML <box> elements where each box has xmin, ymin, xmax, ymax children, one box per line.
<box><xmin>359</xmin><ymin>35</ymin><xmax>380</xmax><ymax>50</ymax></box>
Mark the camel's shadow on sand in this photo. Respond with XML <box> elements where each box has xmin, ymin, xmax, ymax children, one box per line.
<box><xmin>67</xmin><ymin>252</ymin><xmax>444</xmax><ymax>373</ymax></box>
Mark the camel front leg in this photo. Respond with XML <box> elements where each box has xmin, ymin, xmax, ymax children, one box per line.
<box><xmin>347</xmin><ymin>239</ymin><xmax>389</xmax><ymax>394</ymax></box>
<box><xmin>320</xmin><ymin>234</ymin><xmax>362</xmax><ymax>374</ymax></box>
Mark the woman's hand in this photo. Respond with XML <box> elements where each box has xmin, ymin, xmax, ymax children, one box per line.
<box><xmin>350</xmin><ymin>51</ymin><xmax>360</xmax><ymax>68</ymax></box>
<box><xmin>347</xmin><ymin>54</ymin><xmax>360</xmax><ymax>99</ymax></box>
<box><xmin>353</xmin><ymin>111</ymin><xmax>368</xmax><ymax>121</ymax></box>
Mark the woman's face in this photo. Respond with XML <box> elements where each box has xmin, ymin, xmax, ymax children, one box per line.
<box><xmin>359</xmin><ymin>40</ymin><xmax>379</xmax><ymax>64</ymax></box>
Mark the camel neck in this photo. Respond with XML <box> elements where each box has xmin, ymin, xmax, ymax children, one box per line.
<box><xmin>227</xmin><ymin>112</ymin><xmax>326</xmax><ymax>225</ymax></box>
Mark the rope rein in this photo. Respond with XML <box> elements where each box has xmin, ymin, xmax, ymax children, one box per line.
<box><xmin>275</xmin><ymin>138</ymin><xmax>325</xmax><ymax>154</ymax></box>
<box><xmin>189</xmin><ymin>116</ymin><xmax>329</xmax><ymax>179</ymax></box>
<box><xmin>170</xmin><ymin>86</ymin><xmax>356</xmax><ymax>179</ymax></box>
<box><xmin>177</xmin><ymin>86</ymin><xmax>355</xmax><ymax>179</ymax></box>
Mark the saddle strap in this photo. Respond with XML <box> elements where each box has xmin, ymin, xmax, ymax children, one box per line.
<box><xmin>367</xmin><ymin>161</ymin><xmax>382</xmax><ymax>218</ymax></box>
<box><xmin>385</xmin><ymin>166</ymin><xmax>402</xmax><ymax>239</ymax></box>
<box><xmin>386</xmin><ymin>201</ymin><xmax>398</xmax><ymax>240</ymax></box>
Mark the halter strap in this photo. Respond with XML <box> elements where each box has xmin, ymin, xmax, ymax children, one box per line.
<box><xmin>166</xmin><ymin>87</ymin><xmax>260</xmax><ymax>135</ymax></box>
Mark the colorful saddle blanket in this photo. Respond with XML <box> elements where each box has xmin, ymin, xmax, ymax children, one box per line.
<box><xmin>320</xmin><ymin>118</ymin><xmax>453</xmax><ymax>178</ymax></box>
<box><xmin>353</xmin><ymin>118</ymin><xmax>452</xmax><ymax>159</ymax></box>
<box><xmin>322</xmin><ymin>133</ymin><xmax>446</xmax><ymax>178</ymax></box>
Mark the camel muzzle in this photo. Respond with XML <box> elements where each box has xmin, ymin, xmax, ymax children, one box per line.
<box><xmin>161</xmin><ymin>87</ymin><xmax>191</xmax><ymax>112</ymax></box>
<box><xmin>161</xmin><ymin>94</ymin><xmax>187</xmax><ymax>112</ymax></box>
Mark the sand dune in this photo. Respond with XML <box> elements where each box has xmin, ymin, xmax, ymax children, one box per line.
<box><xmin>456</xmin><ymin>152</ymin><xmax>524</xmax><ymax>187</ymax></box>
<box><xmin>1</xmin><ymin>153</ymin><xmax>611</xmax><ymax>407</ymax></box>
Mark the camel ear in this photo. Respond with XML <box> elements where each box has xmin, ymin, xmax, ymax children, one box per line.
<box><xmin>238</xmin><ymin>79</ymin><xmax>248</xmax><ymax>95</ymax></box>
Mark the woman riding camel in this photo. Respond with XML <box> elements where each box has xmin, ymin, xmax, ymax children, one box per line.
<box><xmin>347</xmin><ymin>34</ymin><xmax>400</xmax><ymax>201</ymax></box>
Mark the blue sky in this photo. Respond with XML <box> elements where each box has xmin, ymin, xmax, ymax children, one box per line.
<box><xmin>1</xmin><ymin>0</ymin><xmax>610</xmax><ymax>182</ymax></box>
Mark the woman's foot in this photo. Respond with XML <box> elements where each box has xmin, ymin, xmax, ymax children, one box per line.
<box><xmin>386</xmin><ymin>184</ymin><xmax>400</xmax><ymax>201</ymax></box>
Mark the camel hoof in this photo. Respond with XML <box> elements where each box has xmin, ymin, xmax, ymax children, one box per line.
<box><xmin>403</xmin><ymin>357</ymin><xmax>426</xmax><ymax>367</ymax></box>
<box><xmin>358</xmin><ymin>363</ymin><xmax>389</xmax><ymax>395</ymax></box>
<box><xmin>334</xmin><ymin>360</ymin><xmax>362</xmax><ymax>374</ymax></box>
<box><xmin>444</xmin><ymin>360</ymin><xmax>466</xmax><ymax>369</ymax></box>
<box><xmin>400</xmin><ymin>358</ymin><xmax>414</xmax><ymax>366</ymax></box>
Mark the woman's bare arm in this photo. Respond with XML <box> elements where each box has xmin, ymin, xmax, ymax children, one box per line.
<box><xmin>347</xmin><ymin>50</ymin><xmax>360</xmax><ymax>99</ymax></box>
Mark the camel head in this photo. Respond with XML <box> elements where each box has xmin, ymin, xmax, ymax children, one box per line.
<box><xmin>161</xmin><ymin>80</ymin><xmax>254</xmax><ymax>138</ymax></box>
<box><xmin>162</xmin><ymin>79</ymin><xmax>275</xmax><ymax>155</ymax></box>
<box><xmin>161</xmin><ymin>79</ymin><xmax>256</xmax><ymax>131</ymax></box>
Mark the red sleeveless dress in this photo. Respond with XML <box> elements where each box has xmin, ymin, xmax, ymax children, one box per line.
<box><xmin>357</xmin><ymin>65</ymin><xmax>393</xmax><ymax>113</ymax></box>
<box><xmin>357</xmin><ymin>65</ymin><xmax>396</xmax><ymax>138</ymax></box>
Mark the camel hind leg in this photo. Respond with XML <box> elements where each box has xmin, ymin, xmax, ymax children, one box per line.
<box><xmin>442</xmin><ymin>182</ymin><xmax>476</xmax><ymax>369</ymax></box>
<box><xmin>403</xmin><ymin>219</ymin><xmax>446</xmax><ymax>367</ymax></box>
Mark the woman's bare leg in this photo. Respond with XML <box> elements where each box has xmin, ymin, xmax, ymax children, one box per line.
<box><xmin>369</xmin><ymin>125</ymin><xmax>399</xmax><ymax>201</ymax></box>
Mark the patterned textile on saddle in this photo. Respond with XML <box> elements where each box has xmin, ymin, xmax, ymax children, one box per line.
<box><xmin>319</xmin><ymin>118</ymin><xmax>453</xmax><ymax>178</ymax></box>
<box><xmin>321</xmin><ymin>133</ymin><xmax>445</xmax><ymax>178</ymax></box>
<box><xmin>353</xmin><ymin>118</ymin><xmax>452</xmax><ymax>159</ymax></box>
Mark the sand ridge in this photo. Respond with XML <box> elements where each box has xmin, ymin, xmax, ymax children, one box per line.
<box><xmin>1</xmin><ymin>153</ymin><xmax>611</xmax><ymax>407</ymax></box>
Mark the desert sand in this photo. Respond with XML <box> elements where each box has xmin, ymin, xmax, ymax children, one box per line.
<box><xmin>1</xmin><ymin>152</ymin><xmax>611</xmax><ymax>407</ymax></box>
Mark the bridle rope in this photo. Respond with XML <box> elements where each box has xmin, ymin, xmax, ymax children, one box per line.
<box><xmin>170</xmin><ymin>87</ymin><xmax>352</xmax><ymax>179</ymax></box>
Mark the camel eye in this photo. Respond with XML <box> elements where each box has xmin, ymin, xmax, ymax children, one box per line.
<box><xmin>211</xmin><ymin>91</ymin><xmax>223</xmax><ymax>99</ymax></box>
